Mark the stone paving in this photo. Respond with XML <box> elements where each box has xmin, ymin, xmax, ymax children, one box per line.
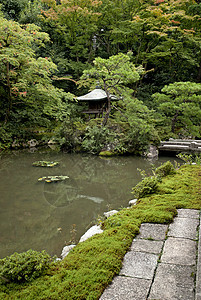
<box><xmin>100</xmin><ymin>209</ymin><xmax>201</xmax><ymax>300</ymax></box>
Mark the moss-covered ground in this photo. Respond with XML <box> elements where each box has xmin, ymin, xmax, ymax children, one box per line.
<box><xmin>0</xmin><ymin>164</ymin><xmax>201</xmax><ymax>299</ymax></box>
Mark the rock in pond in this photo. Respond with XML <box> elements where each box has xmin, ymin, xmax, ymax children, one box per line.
<box><xmin>145</xmin><ymin>145</ymin><xmax>158</xmax><ymax>159</ymax></box>
<box><xmin>104</xmin><ymin>210</ymin><xmax>118</xmax><ymax>218</ymax></box>
<box><xmin>79</xmin><ymin>225</ymin><xmax>103</xmax><ymax>243</ymax></box>
<box><xmin>129</xmin><ymin>199</ymin><xmax>138</xmax><ymax>206</ymax></box>
<box><xmin>61</xmin><ymin>244</ymin><xmax>76</xmax><ymax>259</ymax></box>
<box><xmin>27</xmin><ymin>139</ymin><xmax>39</xmax><ymax>148</ymax></box>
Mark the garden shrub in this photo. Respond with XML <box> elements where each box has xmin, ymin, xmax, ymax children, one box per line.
<box><xmin>82</xmin><ymin>126</ymin><xmax>110</xmax><ymax>154</ymax></box>
<box><xmin>177</xmin><ymin>153</ymin><xmax>201</xmax><ymax>165</ymax></box>
<box><xmin>0</xmin><ymin>125</ymin><xmax>13</xmax><ymax>150</ymax></box>
<box><xmin>132</xmin><ymin>176</ymin><xmax>159</xmax><ymax>199</ymax></box>
<box><xmin>155</xmin><ymin>161</ymin><xmax>176</xmax><ymax>177</ymax></box>
<box><xmin>0</xmin><ymin>250</ymin><xmax>51</xmax><ymax>283</ymax></box>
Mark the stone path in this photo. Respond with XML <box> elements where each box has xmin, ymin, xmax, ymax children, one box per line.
<box><xmin>100</xmin><ymin>209</ymin><xmax>201</xmax><ymax>300</ymax></box>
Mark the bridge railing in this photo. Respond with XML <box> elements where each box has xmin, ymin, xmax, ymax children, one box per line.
<box><xmin>159</xmin><ymin>139</ymin><xmax>201</xmax><ymax>152</ymax></box>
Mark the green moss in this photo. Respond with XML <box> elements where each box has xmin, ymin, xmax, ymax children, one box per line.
<box><xmin>98</xmin><ymin>150</ymin><xmax>116</xmax><ymax>157</ymax></box>
<box><xmin>0</xmin><ymin>165</ymin><xmax>200</xmax><ymax>300</ymax></box>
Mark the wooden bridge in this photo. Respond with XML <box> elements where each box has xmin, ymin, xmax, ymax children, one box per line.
<box><xmin>158</xmin><ymin>139</ymin><xmax>201</xmax><ymax>153</ymax></box>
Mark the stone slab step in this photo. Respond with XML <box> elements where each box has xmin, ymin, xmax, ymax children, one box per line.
<box><xmin>100</xmin><ymin>209</ymin><xmax>200</xmax><ymax>300</ymax></box>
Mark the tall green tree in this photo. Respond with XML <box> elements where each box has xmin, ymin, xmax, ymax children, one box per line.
<box><xmin>39</xmin><ymin>0</ymin><xmax>102</xmax><ymax>78</ymax></box>
<box><xmin>152</xmin><ymin>81</ymin><xmax>201</xmax><ymax>137</ymax></box>
<box><xmin>130</xmin><ymin>0</ymin><xmax>201</xmax><ymax>81</ymax></box>
<box><xmin>79</xmin><ymin>52</ymin><xmax>144</xmax><ymax>125</ymax></box>
<box><xmin>0</xmin><ymin>0</ymin><xmax>28</xmax><ymax>21</ymax></box>
<box><xmin>93</xmin><ymin>0</ymin><xmax>142</xmax><ymax>57</ymax></box>
<box><xmin>0</xmin><ymin>16</ymin><xmax>69</xmax><ymax>124</ymax></box>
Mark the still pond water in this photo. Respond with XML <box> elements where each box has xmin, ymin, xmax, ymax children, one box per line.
<box><xmin>0</xmin><ymin>149</ymin><xmax>180</xmax><ymax>258</ymax></box>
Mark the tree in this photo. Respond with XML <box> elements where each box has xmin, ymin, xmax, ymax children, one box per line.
<box><xmin>92</xmin><ymin>0</ymin><xmax>142</xmax><ymax>57</ymax></box>
<box><xmin>79</xmin><ymin>52</ymin><xmax>144</xmax><ymax>125</ymax></box>
<box><xmin>19</xmin><ymin>0</ymin><xmax>44</xmax><ymax>25</ymax></box>
<box><xmin>0</xmin><ymin>16</ymin><xmax>73</xmax><ymax>125</ymax></box>
<box><xmin>131</xmin><ymin>0</ymin><xmax>201</xmax><ymax>82</ymax></box>
<box><xmin>39</xmin><ymin>0</ymin><xmax>102</xmax><ymax>78</ymax></box>
<box><xmin>0</xmin><ymin>0</ymin><xmax>28</xmax><ymax>21</ymax></box>
<box><xmin>152</xmin><ymin>81</ymin><xmax>201</xmax><ymax>137</ymax></box>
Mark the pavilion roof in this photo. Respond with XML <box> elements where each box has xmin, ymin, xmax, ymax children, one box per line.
<box><xmin>77</xmin><ymin>88</ymin><xmax>116</xmax><ymax>101</ymax></box>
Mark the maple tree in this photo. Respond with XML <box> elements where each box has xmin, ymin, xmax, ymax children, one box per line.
<box><xmin>133</xmin><ymin>0</ymin><xmax>201</xmax><ymax>79</ymax></box>
<box><xmin>0</xmin><ymin>16</ymin><xmax>62</xmax><ymax>123</ymax></box>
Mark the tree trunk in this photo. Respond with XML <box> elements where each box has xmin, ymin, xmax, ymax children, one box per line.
<box><xmin>197</xmin><ymin>62</ymin><xmax>201</xmax><ymax>82</ymax></box>
<box><xmin>102</xmin><ymin>106</ymin><xmax>111</xmax><ymax>127</ymax></box>
<box><xmin>171</xmin><ymin>110</ymin><xmax>179</xmax><ymax>133</ymax></box>
<box><xmin>5</xmin><ymin>61</ymin><xmax>12</xmax><ymax>124</ymax></box>
<box><xmin>102</xmin><ymin>84</ymin><xmax>111</xmax><ymax>126</ymax></box>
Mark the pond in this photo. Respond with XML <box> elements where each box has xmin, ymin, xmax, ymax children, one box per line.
<box><xmin>0</xmin><ymin>149</ymin><xmax>180</xmax><ymax>258</ymax></box>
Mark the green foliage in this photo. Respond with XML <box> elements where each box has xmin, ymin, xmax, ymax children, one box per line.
<box><xmin>80</xmin><ymin>52</ymin><xmax>143</xmax><ymax>96</ymax></box>
<box><xmin>155</xmin><ymin>161</ymin><xmax>176</xmax><ymax>177</ymax></box>
<box><xmin>0</xmin><ymin>250</ymin><xmax>51</xmax><ymax>283</ymax></box>
<box><xmin>0</xmin><ymin>16</ymin><xmax>58</xmax><ymax>123</ymax></box>
<box><xmin>0</xmin><ymin>125</ymin><xmax>13</xmax><ymax>150</ymax></box>
<box><xmin>0</xmin><ymin>15</ymin><xmax>77</xmax><ymax>146</ymax></box>
<box><xmin>1</xmin><ymin>0</ymin><xmax>201</xmax><ymax>151</ymax></box>
<box><xmin>82</xmin><ymin>125</ymin><xmax>111</xmax><ymax>154</ymax></box>
<box><xmin>39</xmin><ymin>0</ymin><xmax>101</xmax><ymax>78</ymax></box>
<box><xmin>0</xmin><ymin>0</ymin><xmax>27</xmax><ymax>20</ymax></box>
<box><xmin>80</xmin><ymin>52</ymin><xmax>144</xmax><ymax>125</ymax></box>
<box><xmin>81</xmin><ymin>122</ymin><xmax>128</xmax><ymax>154</ymax></box>
<box><xmin>19</xmin><ymin>0</ymin><xmax>44</xmax><ymax>24</ymax></box>
<box><xmin>121</xmin><ymin>97</ymin><xmax>160</xmax><ymax>152</ymax></box>
<box><xmin>133</xmin><ymin>161</ymin><xmax>177</xmax><ymax>198</ymax></box>
<box><xmin>54</xmin><ymin>119</ymin><xmax>86</xmax><ymax>151</ymax></box>
<box><xmin>177</xmin><ymin>153</ymin><xmax>201</xmax><ymax>165</ymax></box>
<box><xmin>152</xmin><ymin>82</ymin><xmax>201</xmax><ymax>138</ymax></box>
<box><xmin>56</xmin><ymin>115</ymin><xmax>159</xmax><ymax>155</ymax></box>
<box><xmin>132</xmin><ymin>176</ymin><xmax>159</xmax><ymax>199</ymax></box>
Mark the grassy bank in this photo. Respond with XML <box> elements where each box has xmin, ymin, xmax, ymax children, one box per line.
<box><xmin>0</xmin><ymin>164</ymin><xmax>201</xmax><ymax>299</ymax></box>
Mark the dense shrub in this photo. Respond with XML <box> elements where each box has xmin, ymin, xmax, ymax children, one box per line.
<box><xmin>155</xmin><ymin>161</ymin><xmax>176</xmax><ymax>177</ymax></box>
<box><xmin>132</xmin><ymin>176</ymin><xmax>159</xmax><ymax>199</ymax></box>
<box><xmin>177</xmin><ymin>153</ymin><xmax>201</xmax><ymax>165</ymax></box>
<box><xmin>0</xmin><ymin>125</ymin><xmax>13</xmax><ymax>150</ymax></box>
<box><xmin>0</xmin><ymin>250</ymin><xmax>51</xmax><ymax>283</ymax></box>
<box><xmin>132</xmin><ymin>162</ymin><xmax>177</xmax><ymax>199</ymax></box>
<box><xmin>82</xmin><ymin>125</ymin><xmax>111</xmax><ymax>154</ymax></box>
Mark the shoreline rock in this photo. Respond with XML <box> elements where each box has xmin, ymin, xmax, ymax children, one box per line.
<box><xmin>129</xmin><ymin>199</ymin><xmax>138</xmax><ymax>206</ymax></box>
<box><xmin>61</xmin><ymin>245</ymin><xmax>76</xmax><ymax>259</ymax></box>
<box><xmin>79</xmin><ymin>225</ymin><xmax>103</xmax><ymax>243</ymax></box>
<box><xmin>104</xmin><ymin>210</ymin><xmax>118</xmax><ymax>218</ymax></box>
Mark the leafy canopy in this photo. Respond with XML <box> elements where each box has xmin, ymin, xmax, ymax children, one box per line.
<box><xmin>80</xmin><ymin>52</ymin><xmax>143</xmax><ymax>95</ymax></box>
<box><xmin>152</xmin><ymin>81</ymin><xmax>201</xmax><ymax>137</ymax></box>
<box><xmin>0</xmin><ymin>16</ymin><xmax>74</xmax><ymax>125</ymax></box>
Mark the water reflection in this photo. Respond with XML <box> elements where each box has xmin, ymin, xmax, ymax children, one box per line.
<box><xmin>43</xmin><ymin>178</ymin><xmax>79</xmax><ymax>207</ymax></box>
<box><xmin>0</xmin><ymin>150</ymin><xmax>180</xmax><ymax>258</ymax></box>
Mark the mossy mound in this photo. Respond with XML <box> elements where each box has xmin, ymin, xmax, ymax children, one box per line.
<box><xmin>99</xmin><ymin>151</ymin><xmax>116</xmax><ymax>157</ymax></box>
